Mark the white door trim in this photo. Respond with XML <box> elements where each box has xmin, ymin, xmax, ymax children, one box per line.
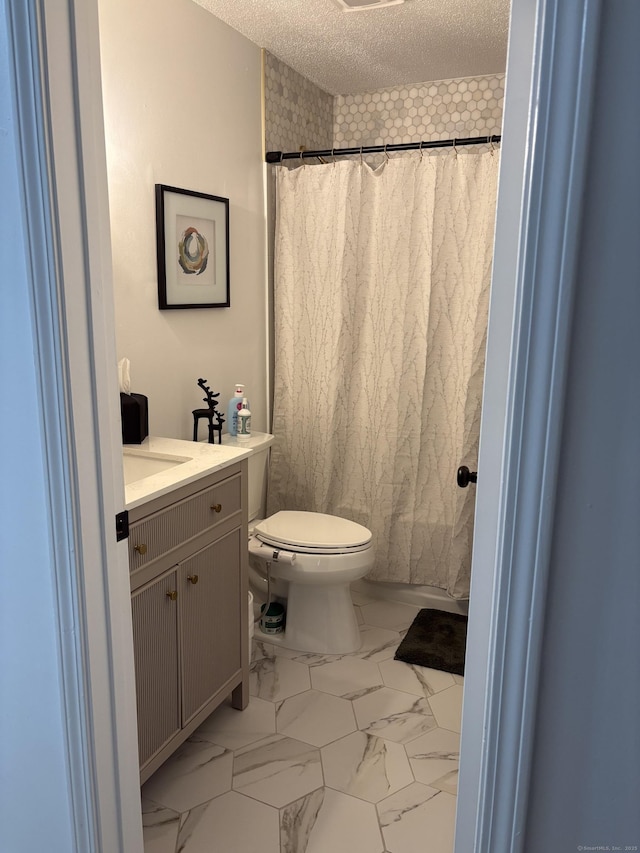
<box><xmin>456</xmin><ymin>0</ymin><xmax>602</xmax><ymax>849</ymax></box>
<box><xmin>5</xmin><ymin>0</ymin><xmax>142</xmax><ymax>849</ymax></box>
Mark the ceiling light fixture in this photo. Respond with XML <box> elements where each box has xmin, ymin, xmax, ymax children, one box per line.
<box><xmin>331</xmin><ymin>0</ymin><xmax>405</xmax><ymax>11</ymax></box>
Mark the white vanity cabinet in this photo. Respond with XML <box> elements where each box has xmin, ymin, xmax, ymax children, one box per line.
<box><xmin>128</xmin><ymin>459</ymin><xmax>249</xmax><ymax>783</ymax></box>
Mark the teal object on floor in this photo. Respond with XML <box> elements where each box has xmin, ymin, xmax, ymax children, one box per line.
<box><xmin>260</xmin><ymin>601</ymin><xmax>285</xmax><ymax>634</ymax></box>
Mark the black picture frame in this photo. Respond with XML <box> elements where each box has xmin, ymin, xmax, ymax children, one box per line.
<box><xmin>155</xmin><ymin>184</ymin><xmax>230</xmax><ymax>309</ymax></box>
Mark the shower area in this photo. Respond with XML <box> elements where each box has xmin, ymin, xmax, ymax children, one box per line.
<box><xmin>263</xmin><ymin>53</ymin><xmax>503</xmax><ymax>609</ymax></box>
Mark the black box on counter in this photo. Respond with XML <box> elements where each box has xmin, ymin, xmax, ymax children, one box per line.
<box><xmin>120</xmin><ymin>393</ymin><xmax>149</xmax><ymax>444</ymax></box>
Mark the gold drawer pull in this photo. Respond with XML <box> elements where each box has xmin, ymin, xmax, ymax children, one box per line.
<box><xmin>211</xmin><ymin>503</ymin><xmax>222</xmax><ymax>513</ymax></box>
<box><xmin>166</xmin><ymin>590</ymin><xmax>178</xmax><ymax>601</ymax></box>
<box><xmin>187</xmin><ymin>574</ymin><xmax>199</xmax><ymax>585</ymax></box>
<box><xmin>134</xmin><ymin>543</ymin><xmax>148</xmax><ymax>555</ymax></box>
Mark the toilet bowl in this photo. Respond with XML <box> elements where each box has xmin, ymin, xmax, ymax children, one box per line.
<box><xmin>249</xmin><ymin>510</ymin><xmax>374</xmax><ymax>654</ymax></box>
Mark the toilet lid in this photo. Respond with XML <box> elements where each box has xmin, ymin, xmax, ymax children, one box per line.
<box><xmin>255</xmin><ymin>511</ymin><xmax>372</xmax><ymax>554</ymax></box>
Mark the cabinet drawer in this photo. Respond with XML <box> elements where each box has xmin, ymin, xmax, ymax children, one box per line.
<box><xmin>128</xmin><ymin>473</ymin><xmax>241</xmax><ymax>572</ymax></box>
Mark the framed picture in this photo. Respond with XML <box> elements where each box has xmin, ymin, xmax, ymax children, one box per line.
<box><xmin>155</xmin><ymin>184</ymin><xmax>230</xmax><ymax>309</ymax></box>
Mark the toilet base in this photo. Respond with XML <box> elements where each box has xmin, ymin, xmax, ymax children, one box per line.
<box><xmin>256</xmin><ymin>582</ymin><xmax>362</xmax><ymax>654</ymax></box>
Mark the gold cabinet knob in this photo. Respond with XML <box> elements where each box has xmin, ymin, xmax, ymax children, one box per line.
<box><xmin>166</xmin><ymin>590</ymin><xmax>178</xmax><ymax>601</ymax></box>
<box><xmin>187</xmin><ymin>574</ymin><xmax>199</xmax><ymax>585</ymax></box>
<box><xmin>211</xmin><ymin>503</ymin><xmax>222</xmax><ymax>513</ymax></box>
<box><xmin>134</xmin><ymin>543</ymin><xmax>148</xmax><ymax>555</ymax></box>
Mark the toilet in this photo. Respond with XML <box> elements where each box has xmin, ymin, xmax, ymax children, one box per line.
<box><xmin>223</xmin><ymin>432</ymin><xmax>374</xmax><ymax>654</ymax></box>
<box><xmin>249</xmin><ymin>510</ymin><xmax>374</xmax><ymax>654</ymax></box>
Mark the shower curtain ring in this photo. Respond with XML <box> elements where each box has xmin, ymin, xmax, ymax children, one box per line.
<box><xmin>384</xmin><ymin>144</ymin><xmax>389</xmax><ymax>163</ymax></box>
<box><xmin>419</xmin><ymin>140</ymin><xmax>424</xmax><ymax>161</ymax></box>
<box><xmin>300</xmin><ymin>150</ymin><xmax>305</xmax><ymax>169</ymax></box>
<box><xmin>359</xmin><ymin>146</ymin><xmax>363</xmax><ymax>166</ymax></box>
<box><xmin>331</xmin><ymin>147</ymin><xmax>336</xmax><ymax>166</ymax></box>
<box><xmin>489</xmin><ymin>135</ymin><xmax>495</xmax><ymax>155</ymax></box>
<box><xmin>452</xmin><ymin>138</ymin><xmax>458</xmax><ymax>159</ymax></box>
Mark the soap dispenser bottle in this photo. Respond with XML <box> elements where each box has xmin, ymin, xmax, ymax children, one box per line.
<box><xmin>227</xmin><ymin>384</ymin><xmax>246</xmax><ymax>436</ymax></box>
<box><xmin>237</xmin><ymin>398</ymin><xmax>251</xmax><ymax>441</ymax></box>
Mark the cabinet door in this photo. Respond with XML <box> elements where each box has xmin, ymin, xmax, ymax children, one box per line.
<box><xmin>131</xmin><ymin>570</ymin><xmax>180</xmax><ymax>768</ymax></box>
<box><xmin>180</xmin><ymin>528</ymin><xmax>242</xmax><ymax>724</ymax></box>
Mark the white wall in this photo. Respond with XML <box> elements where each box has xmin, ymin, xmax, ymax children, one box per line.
<box><xmin>99</xmin><ymin>0</ymin><xmax>267</xmax><ymax>440</ymax></box>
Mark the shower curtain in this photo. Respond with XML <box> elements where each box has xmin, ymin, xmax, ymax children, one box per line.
<box><xmin>267</xmin><ymin>149</ymin><xmax>499</xmax><ymax>598</ymax></box>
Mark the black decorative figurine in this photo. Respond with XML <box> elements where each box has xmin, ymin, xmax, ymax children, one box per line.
<box><xmin>192</xmin><ymin>378</ymin><xmax>225</xmax><ymax>444</ymax></box>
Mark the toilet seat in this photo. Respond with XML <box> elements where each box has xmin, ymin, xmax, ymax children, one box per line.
<box><xmin>254</xmin><ymin>510</ymin><xmax>372</xmax><ymax>555</ymax></box>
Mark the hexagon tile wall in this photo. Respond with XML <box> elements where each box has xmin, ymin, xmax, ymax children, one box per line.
<box><xmin>264</xmin><ymin>52</ymin><xmax>334</xmax><ymax>155</ymax></box>
<box><xmin>264</xmin><ymin>52</ymin><xmax>504</xmax><ymax>156</ymax></box>
<box><xmin>334</xmin><ymin>76</ymin><xmax>504</xmax><ymax>147</ymax></box>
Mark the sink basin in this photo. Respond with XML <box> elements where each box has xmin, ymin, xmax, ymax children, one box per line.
<box><xmin>122</xmin><ymin>448</ymin><xmax>192</xmax><ymax>486</ymax></box>
<box><xmin>122</xmin><ymin>436</ymin><xmax>252</xmax><ymax>510</ymax></box>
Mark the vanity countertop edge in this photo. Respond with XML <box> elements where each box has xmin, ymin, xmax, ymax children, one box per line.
<box><xmin>124</xmin><ymin>435</ymin><xmax>251</xmax><ymax>510</ymax></box>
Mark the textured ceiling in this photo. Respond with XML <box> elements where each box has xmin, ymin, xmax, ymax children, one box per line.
<box><xmin>192</xmin><ymin>0</ymin><xmax>510</xmax><ymax>95</ymax></box>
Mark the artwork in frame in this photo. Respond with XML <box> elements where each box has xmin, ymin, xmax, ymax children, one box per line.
<box><xmin>156</xmin><ymin>184</ymin><xmax>230</xmax><ymax>309</ymax></box>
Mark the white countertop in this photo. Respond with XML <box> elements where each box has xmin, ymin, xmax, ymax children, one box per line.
<box><xmin>123</xmin><ymin>435</ymin><xmax>251</xmax><ymax>510</ymax></box>
<box><xmin>220</xmin><ymin>431</ymin><xmax>274</xmax><ymax>452</ymax></box>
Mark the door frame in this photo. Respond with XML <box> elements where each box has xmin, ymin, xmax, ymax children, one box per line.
<box><xmin>2</xmin><ymin>0</ymin><xmax>602</xmax><ymax>850</ymax></box>
<box><xmin>456</xmin><ymin>0</ymin><xmax>601</xmax><ymax>849</ymax></box>
<box><xmin>4</xmin><ymin>0</ymin><xmax>142</xmax><ymax>849</ymax></box>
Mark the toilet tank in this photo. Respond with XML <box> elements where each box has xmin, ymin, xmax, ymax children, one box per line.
<box><xmin>222</xmin><ymin>431</ymin><xmax>274</xmax><ymax>523</ymax></box>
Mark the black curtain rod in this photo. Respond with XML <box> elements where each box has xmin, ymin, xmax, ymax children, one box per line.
<box><xmin>265</xmin><ymin>134</ymin><xmax>501</xmax><ymax>163</ymax></box>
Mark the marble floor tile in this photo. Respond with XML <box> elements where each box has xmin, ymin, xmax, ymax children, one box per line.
<box><xmin>432</xmin><ymin>768</ymin><xmax>458</xmax><ymax>795</ymax></box>
<box><xmin>140</xmin><ymin>797</ymin><xmax>180</xmax><ymax>853</ymax></box>
<box><xmin>281</xmin><ymin>787</ymin><xmax>385</xmax><ymax>853</ymax></box>
<box><xmin>310</xmin><ymin>657</ymin><xmax>383</xmax><ymax>699</ymax></box>
<box><xmin>259</xmin><ymin>643</ymin><xmax>351</xmax><ymax>667</ymax></box>
<box><xmin>232</xmin><ymin>733</ymin><xmax>323</xmax><ymax>808</ymax></box>
<box><xmin>253</xmin><ymin>638</ymin><xmax>302</xmax><ymax>662</ymax></box>
<box><xmin>428</xmin><ymin>684</ymin><xmax>464</xmax><ymax>733</ymax></box>
<box><xmin>321</xmin><ymin>730</ymin><xmax>413</xmax><ymax>803</ymax></box>
<box><xmin>276</xmin><ymin>689</ymin><xmax>357</xmax><ymax>747</ymax></box>
<box><xmin>353</xmin><ymin>687</ymin><xmax>437</xmax><ymax>743</ymax></box>
<box><xmin>286</xmin><ymin>649</ymin><xmax>345</xmax><ymax>667</ymax></box>
<box><xmin>279</xmin><ymin>787</ymin><xmax>324</xmax><ymax>853</ymax></box>
<box><xmin>141</xmin><ymin>736</ymin><xmax>233</xmax><ymax>813</ymax></box>
<box><xmin>378</xmin><ymin>782</ymin><xmax>457</xmax><ymax>853</ymax></box>
<box><xmin>354</xmin><ymin>625</ymin><xmax>403</xmax><ymax>663</ymax></box>
<box><xmin>378</xmin><ymin>658</ymin><xmax>455</xmax><ymax>697</ymax></box>
<box><xmin>195</xmin><ymin>695</ymin><xmax>276</xmax><ymax>750</ymax></box>
<box><xmin>405</xmin><ymin>727</ymin><xmax>460</xmax><ymax>787</ymax></box>
<box><xmin>176</xmin><ymin>791</ymin><xmax>279</xmax><ymax>853</ymax></box>
<box><xmin>250</xmin><ymin>654</ymin><xmax>311</xmax><ymax>702</ymax></box>
<box><xmin>251</xmin><ymin>638</ymin><xmax>269</xmax><ymax>663</ymax></box>
<box><xmin>360</xmin><ymin>600</ymin><xmax>422</xmax><ymax>631</ymax></box>
<box><xmin>142</xmin><ymin>595</ymin><xmax>464</xmax><ymax>853</ymax></box>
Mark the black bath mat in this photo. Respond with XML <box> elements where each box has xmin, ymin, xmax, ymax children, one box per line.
<box><xmin>394</xmin><ymin>609</ymin><xmax>467</xmax><ymax>676</ymax></box>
